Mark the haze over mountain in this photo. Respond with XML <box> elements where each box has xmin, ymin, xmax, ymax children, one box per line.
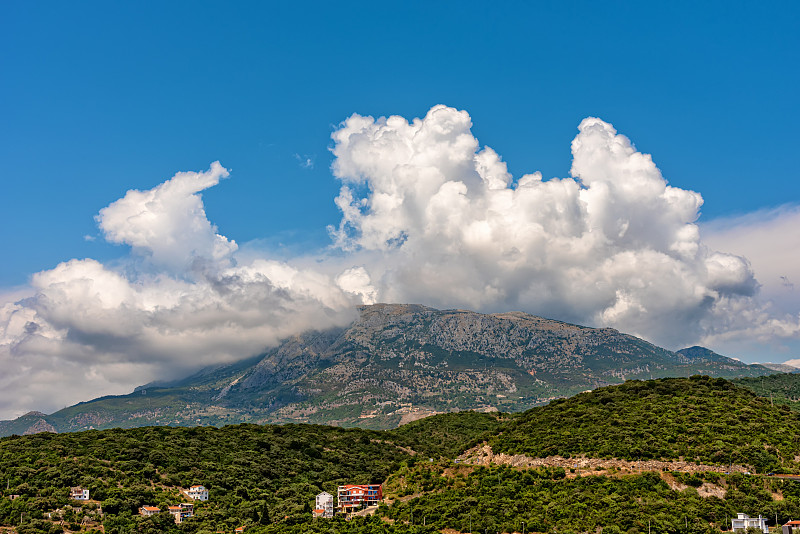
<box><xmin>0</xmin><ymin>304</ymin><xmax>777</xmax><ymax>437</ymax></box>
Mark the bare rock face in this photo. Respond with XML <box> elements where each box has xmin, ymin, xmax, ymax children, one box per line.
<box><xmin>458</xmin><ymin>443</ymin><xmax>752</xmax><ymax>476</ymax></box>
<box><xmin>22</xmin><ymin>418</ymin><xmax>57</xmax><ymax>435</ymax></box>
<box><xmin>206</xmin><ymin>304</ymin><xmax>772</xmax><ymax>427</ymax></box>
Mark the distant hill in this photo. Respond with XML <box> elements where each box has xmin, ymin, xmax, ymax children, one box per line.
<box><xmin>0</xmin><ymin>304</ymin><xmax>778</xmax><ymax>436</ymax></box>
<box><xmin>761</xmin><ymin>363</ymin><xmax>800</xmax><ymax>373</ymax></box>
<box><xmin>676</xmin><ymin>347</ymin><xmax>800</xmax><ymax>374</ymax></box>
<box><xmin>487</xmin><ymin>375</ymin><xmax>800</xmax><ymax>473</ymax></box>
<box><xmin>676</xmin><ymin>345</ymin><xmax>744</xmax><ymax>364</ymax></box>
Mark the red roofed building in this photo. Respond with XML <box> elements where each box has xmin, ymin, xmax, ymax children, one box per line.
<box><xmin>168</xmin><ymin>503</ymin><xmax>194</xmax><ymax>524</ymax></box>
<box><xmin>336</xmin><ymin>484</ymin><xmax>382</xmax><ymax>513</ymax></box>
<box><xmin>139</xmin><ymin>506</ymin><xmax>161</xmax><ymax>517</ymax></box>
<box><xmin>783</xmin><ymin>521</ymin><xmax>800</xmax><ymax>534</ymax></box>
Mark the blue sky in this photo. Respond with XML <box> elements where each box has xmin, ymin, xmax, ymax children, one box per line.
<box><xmin>1</xmin><ymin>1</ymin><xmax>799</xmax><ymax>417</ymax></box>
<box><xmin>3</xmin><ymin>1</ymin><xmax>797</xmax><ymax>284</ymax></box>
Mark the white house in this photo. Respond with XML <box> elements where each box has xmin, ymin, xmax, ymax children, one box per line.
<box><xmin>732</xmin><ymin>513</ymin><xmax>768</xmax><ymax>534</ymax></box>
<box><xmin>70</xmin><ymin>487</ymin><xmax>89</xmax><ymax>501</ymax></box>
<box><xmin>183</xmin><ymin>485</ymin><xmax>209</xmax><ymax>501</ymax></box>
<box><xmin>313</xmin><ymin>491</ymin><xmax>334</xmax><ymax>518</ymax></box>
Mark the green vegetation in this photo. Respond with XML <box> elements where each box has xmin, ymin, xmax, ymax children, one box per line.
<box><xmin>382</xmin><ymin>463</ymin><xmax>800</xmax><ymax>534</ymax></box>
<box><xmin>490</xmin><ymin>376</ymin><xmax>800</xmax><ymax>473</ymax></box>
<box><xmin>735</xmin><ymin>373</ymin><xmax>800</xmax><ymax>411</ymax></box>
<box><xmin>0</xmin><ymin>423</ymin><xmax>416</xmax><ymax>533</ymax></box>
<box><xmin>0</xmin><ymin>409</ymin><xmax>505</xmax><ymax>533</ymax></box>
<box><xmin>4</xmin><ymin>376</ymin><xmax>800</xmax><ymax>533</ymax></box>
<box><xmin>388</xmin><ymin>411</ymin><xmax>509</xmax><ymax>459</ymax></box>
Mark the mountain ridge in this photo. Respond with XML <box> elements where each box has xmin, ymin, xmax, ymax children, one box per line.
<box><xmin>0</xmin><ymin>303</ymin><xmax>778</xmax><ymax>436</ymax></box>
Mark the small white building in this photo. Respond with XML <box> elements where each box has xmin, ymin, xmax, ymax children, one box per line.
<box><xmin>313</xmin><ymin>491</ymin><xmax>334</xmax><ymax>518</ymax></box>
<box><xmin>70</xmin><ymin>487</ymin><xmax>90</xmax><ymax>501</ymax></box>
<box><xmin>732</xmin><ymin>513</ymin><xmax>768</xmax><ymax>534</ymax></box>
<box><xmin>183</xmin><ymin>485</ymin><xmax>209</xmax><ymax>501</ymax></box>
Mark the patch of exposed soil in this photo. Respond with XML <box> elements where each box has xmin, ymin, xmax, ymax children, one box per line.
<box><xmin>460</xmin><ymin>444</ymin><xmax>753</xmax><ymax>475</ymax></box>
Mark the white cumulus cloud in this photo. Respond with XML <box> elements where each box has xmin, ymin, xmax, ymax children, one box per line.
<box><xmin>0</xmin><ymin>163</ymin><xmax>363</xmax><ymax>419</ymax></box>
<box><xmin>97</xmin><ymin>161</ymin><xmax>238</xmax><ymax>271</ymax></box>
<box><xmin>327</xmin><ymin>105</ymin><xmax>798</xmax><ymax>349</ymax></box>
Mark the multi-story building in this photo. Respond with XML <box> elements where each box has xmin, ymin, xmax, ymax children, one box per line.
<box><xmin>313</xmin><ymin>491</ymin><xmax>334</xmax><ymax>518</ymax></box>
<box><xmin>336</xmin><ymin>484</ymin><xmax>382</xmax><ymax>513</ymax></box>
<box><xmin>167</xmin><ymin>503</ymin><xmax>194</xmax><ymax>524</ymax></box>
<box><xmin>732</xmin><ymin>513</ymin><xmax>768</xmax><ymax>534</ymax></box>
<box><xmin>139</xmin><ymin>506</ymin><xmax>160</xmax><ymax>517</ymax></box>
<box><xmin>183</xmin><ymin>485</ymin><xmax>209</xmax><ymax>501</ymax></box>
<box><xmin>70</xmin><ymin>487</ymin><xmax>90</xmax><ymax>501</ymax></box>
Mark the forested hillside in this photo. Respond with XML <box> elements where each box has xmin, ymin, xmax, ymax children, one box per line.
<box><xmin>0</xmin><ymin>423</ymin><xmax>419</xmax><ymax>533</ymax></box>
<box><xmin>3</xmin><ymin>377</ymin><xmax>800</xmax><ymax>534</ymax></box>
<box><xmin>0</xmin><ymin>412</ymin><xmax>504</xmax><ymax>534</ymax></box>
<box><xmin>489</xmin><ymin>376</ymin><xmax>800</xmax><ymax>473</ymax></box>
<box><xmin>381</xmin><ymin>463</ymin><xmax>800</xmax><ymax>534</ymax></box>
<box><xmin>388</xmin><ymin>411</ymin><xmax>508</xmax><ymax>459</ymax></box>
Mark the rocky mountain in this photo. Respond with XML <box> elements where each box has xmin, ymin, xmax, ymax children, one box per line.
<box><xmin>760</xmin><ymin>363</ymin><xmax>800</xmax><ymax>373</ymax></box>
<box><xmin>0</xmin><ymin>303</ymin><xmax>778</xmax><ymax>436</ymax></box>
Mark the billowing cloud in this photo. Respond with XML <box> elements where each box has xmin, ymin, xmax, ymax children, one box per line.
<box><xmin>96</xmin><ymin>161</ymin><xmax>237</xmax><ymax>271</ymax></box>
<box><xmin>0</xmin><ymin>163</ymin><xmax>363</xmax><ymax>419</ymax></box>
<box><xmin>702</xmin><ymin>205</ymin><xmax>800</xmax><ymax>316</ymax></box>
<box><xmin>328</xmin><ymin>105</ymin><xmax>794</xmax><ymax>347</ymax></box>
<box><xmin>699</xmin><ymin>206</ymin><xmax>800</xmax><ymax>355</ymax></box>
<box><xmin>1</xmin><ymin>105</ymin><xmax>798</xmax><ymax>419</ymax></box>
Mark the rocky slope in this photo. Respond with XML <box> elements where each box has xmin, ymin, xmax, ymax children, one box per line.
<box><xmin>0</xmin><ymin>303</ymin><xmax>777</xmax><ymax>435</ymax></box>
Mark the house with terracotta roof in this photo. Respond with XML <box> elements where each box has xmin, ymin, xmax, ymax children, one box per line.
<box><xmin>784</xmin><ymin>520</ymin><xmax>800</xmax><ymax>534</ymax></box>
<box><xmin>336</xmin><ymin>484</ymin><xmax>382</xmax><ymax>513</ymax></box>
<box><xmin>139</xmin><ymin>506</ymin><xmax>161</xmax><ymax>517</ymax></box>
<box><xmin>234</xmin><ymin>526</ymin><xmax>246</xmax><ymax>533</ymax></box>
<box><xmin>167</xmin><ymin>503</ymin><xmax>194</xmax><ymax>524</ymax></box>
